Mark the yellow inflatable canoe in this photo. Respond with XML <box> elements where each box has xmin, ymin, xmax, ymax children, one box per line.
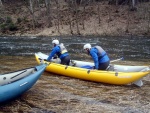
<box><xmin>35</xmin><ymin>52</ymin><xmax>150</xmax><ymax>87</ymax></box>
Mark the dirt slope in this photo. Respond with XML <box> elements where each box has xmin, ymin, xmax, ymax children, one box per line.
<box><xmin>0</xmin><ymin>1</ymin><xmax>150</xmax><ymax>36</ymax></box>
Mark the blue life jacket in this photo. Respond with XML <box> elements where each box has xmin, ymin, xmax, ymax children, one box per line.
<box><xmin>89</xmin><ymin>46</ymin><xmax>109</xmax><ymax>69</ymax></box>
<box><xmin>47</xmin><ymin>45</ymin><xmax>69</xmax><ymax>61</ymax></box>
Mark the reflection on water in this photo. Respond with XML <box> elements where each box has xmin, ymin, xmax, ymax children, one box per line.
<box><xmin>0</xmin><ymin>36</ymin><xmax>150</xmax><ymax>61</ymax></box>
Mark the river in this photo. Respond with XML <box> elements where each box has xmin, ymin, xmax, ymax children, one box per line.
<box><xmin>0</xmin><ymin>36</ymin><xmax>150</xmax><ymax>113</ymax></box>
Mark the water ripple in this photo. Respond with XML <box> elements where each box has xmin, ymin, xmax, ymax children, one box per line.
<box><xmin>0</xmin><ymin>36</ymin><xmax>149</xmax><ymax>61</ymax></box>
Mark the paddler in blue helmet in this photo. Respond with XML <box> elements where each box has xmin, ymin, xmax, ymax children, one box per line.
<box><xmin>83</xmin><ymin>43</ymin><xmax>110</xmax><ymax>70</ymax></box>
<box><xmin>47</xmin><ymin>39</ymin><xmax>70</xmax><ymax>65</ymax></box>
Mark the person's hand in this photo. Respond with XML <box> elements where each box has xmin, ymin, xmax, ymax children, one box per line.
<box><xmin>45</xmin><ymin>59</ymin><xmax>52</xmax><ymax>62</ymax></box>
<box><xmin>93</xmin><ymin>66</ymin><xmax>95</xmax><ymax>69</ymax></box>
<box><xmin>53</xmin><ymin>55</ymin><xmax>58</xmax><ymax>59</ymax></box>
<box><xmin>53</xmin><ymin>56</ymin><xmax>57</xmax><ymax>59</ymax></box>
<box><xmin>92</xmin><ymin>66</ymin><xmax>97</xmax><ymax>70</ymax></box>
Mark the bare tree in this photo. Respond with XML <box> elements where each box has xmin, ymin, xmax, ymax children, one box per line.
<box><xmin>23</xmin><ymin>0</ymin><xmax>36</xmax><ymax>30</ymax></box>
<box><xmin>29</xmin><ymin>0</ymin><xmax>36</xmax><ymax>29</ymax></box>
<box><xmin>82</xmin><ymin>5</ymin><xmax>85</xmax><ymax>29</ymax></box>
<box><xmin>54</xmin><ymin>0</ymin><xmax>60</xmax><ymax>33</ymax></box>
<box><xmin>115</xmin><ymin>0</ymin><xmax>120</xmax><ymax>13</ymax></box>
<box><xmin>81</xmin><ymin>0</ymin><xmax>91</xmax><ymax>30</ymax></box>
<box><xmin>80</xmin><ymin>0</ymin><xmax>86</xmax><ymax>30</ymax></box>
<box><xmin>23</xmin><ymin>0</ymin><xmax>40</xmax><ymax>30</ymax></box>
<box><xmin>67</xmin><ymin>8</ymin><xmax>73</xmax><ymax>34</ymax></box>
<box><xmin>130</xmin><ymin>0</ymin><xmax>137</xmax><ymax>11</ymax></box>
<box><xmin>45</xmin><ymin>0</ymin><xmax>52</xmax><ymax>27</ymax></box>
<box><xmin>148</xmin><ymin>11</ymin><xmax>150</xmax><ymax>33</ymax></box>
<box><xmin>97</xmin><ymin>2</ymin><xmax>101</xmax><ymax>26</ymax></box>
<box><xmin>74</xmin><ymin>0</ymin><xmax>80</xmax><ymax>35</ymax></box>
<box><xmin>0</xmin><ymin>0</ymin><xmax>3</xmax><ymax>6</ymax></box>
<box><xmin>36</xmin><ymin>0</ymin><xmax>40</xmax><ymax>9</ymax></box>
<box><xmin>126</xmin><ymin>5</ymin><xmax>130</xmax><ymax>33</ymax></box>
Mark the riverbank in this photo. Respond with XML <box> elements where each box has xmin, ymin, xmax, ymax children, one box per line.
<box><xmin>0</xmin><ymin>1</ymin><xmax>150</xmax><ymax>37</ymax></box>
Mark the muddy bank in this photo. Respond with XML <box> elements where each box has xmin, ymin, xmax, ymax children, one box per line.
<box><xmin>0</xmin><ymin>56</ymin><xmax>150</xmax><ymax>113</ymax></box>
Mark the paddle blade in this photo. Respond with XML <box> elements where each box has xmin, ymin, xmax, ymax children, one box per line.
<box><xmin>133</xmin><ymin>80</ymin><xmax>143</xmax><ymax>87</ymax></box>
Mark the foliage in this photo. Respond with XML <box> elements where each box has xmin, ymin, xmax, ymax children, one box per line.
<box><xmin>0</xmin><ymin>18</ymin><xmax>5</xmax><ymax>24</ymax></box>
<box><xmin>6</xmin><ymin>16</ymin><xmax>12</xmax><ymax>24</ymax></box>
<box><xmin>8</xmin><ymin>23</ymin><xmax>18</xmax><ymax>31</ymax></box>
<box><xmin>0</xmin><ymin>24</ymin><xmax>7</xmax><ymax>33</ymax></box>
<box><xmin>0</xmin><ymin>16</ymin><xmax>18</xmax><ymax>33</ymax></box>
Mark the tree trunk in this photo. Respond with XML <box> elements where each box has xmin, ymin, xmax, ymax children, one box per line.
<box><xmin>0</xmin><ymin>0</ymin><xmax>3</xmax><ymax>6</ymax></box>
<box><xmin>67</xmin><ymin>8</ymin><xmax>73</xmax><ymax>34</ymax></box>
<box><xmin>82</xmin><ymin>5</ymin><xmax>85</xmax><ymax>30</ymax></box>
<box><xmin>148</xmin><ymin>11</ymin><xmax>150</xmax><ymax>33</ymax></box>
<box><xmin>45</xmin><ymin>0</ymin><xmax>48</xmax><ymax>8</ymax></box>
<box><xmin>23</xmin><ymin>0</ymin><xmax>38</xmax><ymax>30</ymax></box>
<box><xmin>130</xmin><ymin>0</ymin><xmax>137</xmax><ymax>11</ymax></box>
<box><xmin>54</xmin><ymin>0</ymin><xmax>60</xmax><ymax>33</ymax></box>
<box><xmin>126</xmin><ymin>6</ymin><xmax>130</xmax><ymax>33</ymax></box>
<box><xmin>97</xmin><ymin>3</ymin><xmax>101</xmax><ymax>26</ymax></box>
<box><xmin>36</xmin><ymin>0</ymin><xmax>40</xmax><ymax>9</ymax></box>
<box><xmin>45</xmin><ymin>0</ymin><xmax>52</xmax><ymax>27</ymax></box>
<box><xmin>80</xmin><ymin>0</ymin><xmax>86</xmax><ymax>30</ymax></box>
<box><xmin>29</xmin><ymin>0</ymin><xmax>35</xmax><ymax>30</ymax></box>
<box><xmin>75</xmin><ymin>1</ymin><xmax>80</xmax><ymax>35</ymax></box>
<box><xmin>115</xmin><ymin>0</ymin><xmax>119</xmax><ymax>13</ymax></box>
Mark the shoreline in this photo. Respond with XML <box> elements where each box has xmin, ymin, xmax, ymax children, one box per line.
<box><xmin>1</xmin><ymin>34</ymin><xmax>149</xmax><ymax>38</ymax></box>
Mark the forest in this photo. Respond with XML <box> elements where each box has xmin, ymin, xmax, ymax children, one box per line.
<box><xmin>0</xmin><ymin>0</ymin><xmax>150</xmax><ymax>36</ymax></box>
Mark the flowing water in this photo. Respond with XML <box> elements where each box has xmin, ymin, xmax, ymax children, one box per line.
<box><xmin>0</xmin><ymin>36</ymin><xmax>150</xmax><ymax>61</ymax></box>
<box><xmin>0</xmin><ymin>36</ymin><xmax>150</xmax><ymax>113</ymax></box>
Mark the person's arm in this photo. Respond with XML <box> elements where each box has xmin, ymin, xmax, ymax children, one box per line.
<box><xmin>90</xmin><ymin>50</ymin><xmax>99</xmax><ymax>69</ymax></box>
<box><xmin>47</xmin><ymin>46</ymin><xmax>60</xmax><ymax>61</ymax></box>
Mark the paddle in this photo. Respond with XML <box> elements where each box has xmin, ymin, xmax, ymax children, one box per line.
<box><xmin>38</xmin><ymin>56</ymin><xmax>124</xmax><ymax>69</ymax></box>
<box><xmin>110</xmin><ymin>57</ymin><xmax>124</xmax><ymax>63</ymax></box>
